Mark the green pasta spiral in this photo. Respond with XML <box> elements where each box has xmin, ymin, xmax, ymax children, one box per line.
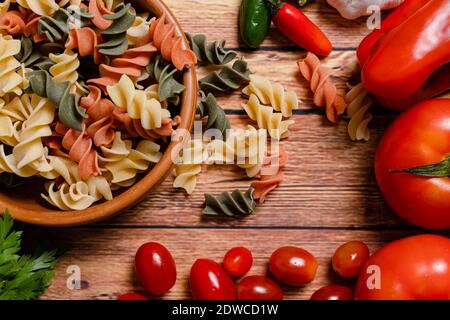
<box><xmin>146</xmin><ymin>54</ymin><xmax>185</xmax><ymax>105</ymax></box>
<box><xmin>67</xmin><ymin>5</ymin><xmax>94</xmax><ymax>28</ymax></box>
<box><xmin>97</xmin><ymin>3</ymin><xmax>135</xmax><ymax>56</ymax></box>
<box><xmin>15</xmin><ymin>37</ymin><xmax>60</xmax><ymax>71</ymax></box>
<box><xmin>25</xmin><ymin>70</ymin><xmax>86</xmax><ymax>131</ymax></box>
<box><xmin>38</xmin><ymin>9</ymin><xmax>70</xmax><ymax>42</ymax></box>
<box><xmin>186</xmin><ymin>33</ymin><xmax>237</xmax><ymax>66</ymax></box>
<box><xmin>199</xmin><ymin>58</ymin><xmax>251</xmax><ymax>93</ymax></box>
<box><xmin>203</xmin><ymin>187</ymin><xmax>256</xmax><ymax>217</ymax></box>
<box><xmin>197</xmin><ymin>92</ymin><xmax>230</xmax><ymax>140</ymax></box>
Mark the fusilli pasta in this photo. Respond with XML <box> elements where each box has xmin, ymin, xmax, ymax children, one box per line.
<box><xmin>16</xmin><ymin>0</ymin><xmax>59</xmax><ymax>16</ymax></box>
<box><xmin>186</xmin><ymin>33</ymin><xmax>236</xmax><ymax>66</ymax></box>
<box><xmin>242</xmin><ymin>94</ymin><xmax>294</xmax><ymax>140</ymax></box>
<box><xmin>173</xmin><ymin>139</ymin><xmax>208</xmax><ymax>194</ymax></box>
<box><xmin>199</xmin><ymin>58</ymin><xmax>251</xmax><ymax>93</ymax></box>
<box><xmin>251</xmin><ymin>145</ymin><xmax>287</xmax><ymax>203</ymax></box>
<box><xmin>345</xmin><ymin>82</ymin><xmax>374</xmax><ymax>141</ymax></box>
<box><xmin>196</xmin><ymin>92</ymin><xmax>230</xmax><ymax>140</ymax></box>
<box><xmin>96</xmin><ymin>3</ymin><xmax>135</xmax><ymax>56</ymax></box>
<box><xmin>203</xmin><ymin>187</ymin><xmax>256</xmax><ymax>217</ymax></box>
<box><xmin>148</xmin><ymin>13</ymin><xmax>197</xmax><ymax>71</ymax></box>
<box><xmin>26</xmin><ymin>69</ymin><xmax>87</xmax><ymax>131</ymax></box>
<box><xmin>297</xmin><ymin>52</ymin><xmax>346</xmax><ymax>123</ymax></box>
<box><xmin>106</xmin><ymin>75</ymin><xmax>170</xmax><ymax>130</ymax></box>
<box><xmin>0</xmin><ymin>35</ymin><xmax>25</xmax><ymax>97</ymax></box>
<box><xmin>103</xmin><ymin>140</ymin><xmax>162</xmax><ymax>187</ymax></box>
<box><xmin>243</xmin><ymin>75</ymin><xmax>299</xmax><ymax>118</ymax></box>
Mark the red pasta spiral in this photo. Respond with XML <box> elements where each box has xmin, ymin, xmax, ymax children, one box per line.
<box><xmin>0</xmin><ymin>9</ymin><xmax>44</xmax><ymax>42</ymax></box>
<box><xmin>251</xmin><ymin>145</ymin><xmax>287</xmax><ymax>204</ymax></box>
<box><xmin>66</xmin><ymin>27</ymin><xmax>105</xmax><ymax>64</ymax></box>
<box><xmin>80</xmin><ymin>85</ymin><xmax>116</xmax><ymax>147</ymax></box>
<box><xmin>148</xmin><ymin>13</ymin><xmax>197</xmax><ymax>70</ymax></box>
<box><xmin>88</xmin><ymin>42</ymin><xmax>157</xmax><ymax>91</ymax></box>
<box><xmin>297</xmin><ymin>52</ymin><xmax>346</xmax><ymax>123</ymax></box>
<box><xmin>113</xmin><ymin>108</ymin><xmax>181</xmax><ymax>140</ymax></box>
<box><xmin>54</xmin><ymin>122</ymin><xmax>101</xmax><ymax>181</ymax></box>
<box><xmin>88</xmin><ymin>0</ymin><xmax>112</xmax><ymax>30</ymax></box>
<box><xmin>0</xmin><ymin>11</ymin><xmax>25</xmax><ymax>35</ymax></box>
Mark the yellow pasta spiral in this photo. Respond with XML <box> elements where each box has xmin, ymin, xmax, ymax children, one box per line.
<box><xmin>107</xmin><ymin>75</ymin><xmax>170</xmax><ymax>130</ymax></box>
<box><xmin>15</xmin><ymin>0</ymin><xmax>59</xmax><ymax>16</ymax></box>
<box><xmin>104</xmin><ymin>140</ymin><xmax>162</xmax><ymax>187</ymax></box>
<box><xmin>49</xmin><ymin>49</ymin><xmax>80</xmax><ymax>84</ymax></box>
<box><xmin>207</xmin><ymin>126</ymin><xmax>267</xmax><ymax>178</ymax></box>
<box><xmin>12</xmin><ymin>94</ymin><xmax>55</xmax><ymax>170</ymax></box>
<box><xmin>0</xmin><ymin>35</ymin><xmax>24</xmax><ymax>97</ymax></box>
<box><xmin>243</xmin><ymin>75</ymin><xmax>299</xmax><ymax>118</ymax></box>
<box><xmin>173</xmin><ymin>139</ymin><xmax>208</xmax><ymax>194</ymax></box>
<box><xmin>345</xmin><ymin>83</ymin><xmax>374</xmax><ymax>142</ymax></box>
<box><xmin>242</xmin><ymin>94</ymin><xmax>294</xmax><ymax>140</ymax></box>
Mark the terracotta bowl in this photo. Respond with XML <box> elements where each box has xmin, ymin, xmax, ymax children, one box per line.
<box><xmin>0</xmin><ymin>0</ymin><xmax>197</xmax><ymax>227</ymax></box>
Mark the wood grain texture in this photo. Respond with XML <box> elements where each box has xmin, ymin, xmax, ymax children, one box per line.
<box><xmin>33</xmin><ymin>0</ymin><xmax>449</xmax><ymax>300</ymax></box>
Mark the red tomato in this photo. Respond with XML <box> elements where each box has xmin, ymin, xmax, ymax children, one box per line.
<box><xmin>332</xmin><ymin>241</ymin><xmax>370</xmax><ymax>278</ymax></box>
<box><xmin>310</xmin><ymin>285</ymin><xmax>353</xmax><ymax>300</ymax></box>
<box><xmin>116</xmin><ymin>293</ymin><xmax>147</xmax><ymax>300</ymax></box>
<box><xmin>238</xmin><ymin>276</ymin><xmax>283</xmax><ymax>300</ymax></box>
<box><xmin>375</xmin><ymin>99</ymin><xmax>450</xmax><ymax>229</ymax></box>
<box><xmin>190</xmin><ymin>259</ymin><xmax>236</xmax><ymax>300</ymax></box>
<box><xmin>223</xmin><ymin>247</ymin><xmax>253</xmax><ymax>278</ymax></box>
<box><xmin>135</xmin><ymin>242</ymin><xmax>176</xmax><ymax>296</ymax></box>
<box><xmin>269</xmin><ymin>246</ymin><xmax>318</xmax><ymax>286</ymax></box>
<box><xmin>355</xmin><ymin>235</ymin><xmax>450</xmax><ymax>300</ymax></box>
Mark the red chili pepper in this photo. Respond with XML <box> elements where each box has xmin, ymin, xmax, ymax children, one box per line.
<box><xmin>360</xmin><ymin>0</ymin><xmax>450</xmax><ymax>110</ymax></box>
<box><xmin>266</xmin><ymin>1</ymin><xmax>332</xmax><ymax>57</ymax></box>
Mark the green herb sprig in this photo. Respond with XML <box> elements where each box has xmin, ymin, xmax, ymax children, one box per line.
<box><xmin>0</xmin><ymin>210</ymin><xmax>58</xmax><ymax>300</ymax></box>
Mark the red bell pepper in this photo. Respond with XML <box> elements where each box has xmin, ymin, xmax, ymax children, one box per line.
<box><xmin>358</xmin><ymin>0</ymin><xmax>450</xmax><ymax>111</ymax></box>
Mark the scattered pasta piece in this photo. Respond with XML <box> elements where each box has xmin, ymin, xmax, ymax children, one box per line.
<box><xmin>203</xmin><ymin>187</ymin><xmax>256</xmax><ymax>217</ymax></box>
<box><xmin>242</xmin><ymin>94</ymin><xmax>294</xmax><ymax>140</ymax></box>
<box><xmin>251</xmin><ymin>145</ymin><xmax>288</xmax><ymax>203</ymax></box>
<box><xmin>243</xmin><ymin>75</ymin><xmax>299</xmax><ymax>118</ymax></box>
<box><xmin>345</xmin><ymin>82</ymin><xmax>374</xmax><ymax>141</ymax></box>
<box><xmin>297</xmin><ymin>52</ymin><xmax>347</xmax><ymax>123</ymax></box>
<box><xmin>173</xmin><ymin>139</ymin><xmax>208</xmax><ymax>194</ymax></box>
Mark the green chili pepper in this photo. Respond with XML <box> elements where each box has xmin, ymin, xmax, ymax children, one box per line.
<box><xmin>239</xmin><ymin>0</ymin><xmax>271</xmax><ymax>48</ymax></box>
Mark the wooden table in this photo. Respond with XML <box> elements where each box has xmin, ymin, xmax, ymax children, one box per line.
<box><xmin>32</xmin><ymin>0</ymin><xmax>449</xmax><ymax>300</ymax></box>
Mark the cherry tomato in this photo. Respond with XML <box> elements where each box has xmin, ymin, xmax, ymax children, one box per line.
<box><xmin>135</xmin><ymin>242</ymin><xmax>176</xmax><ymax>296</ymax></box>
<box><xmin>190</xmin><ymin>259</ymin><xmax>236</xmax><ymax>300</ymax></box>
<box><xmin>116</xmin><ymin>293</ymin><xmax>147</xmax><ymax>300</ymax></box>
<box><xmin>269</xmin><ymin>246</ymin><xmax>318</xmax><ymax>286</ymax></box>
<box><xmin>310</xmin><ymin>285</ymin><xmax>353</xmax><ymax>300</ymax></box>
<box><xmin>238</xmin><ymin>276</ymin><xmax>283</xmax><ymax>300</ymax></box>
<box><xmin>375</xmin><ymin>99</ymin><xmax>450</xmax><ymax>229</ymax></box>
<box><xmin>223</xmin><ymin>247</ymin><xmax>253</xmax><ymax>278</ymax></box>
<box><xmin>356</xmin><ymin>235</ymin><xmax>450</xmax><ymax>300</ymax></box>
<box><xmin>332</xmin><ymin>241</ymin><xmax>370</xmax><ymax>278</ymax></box>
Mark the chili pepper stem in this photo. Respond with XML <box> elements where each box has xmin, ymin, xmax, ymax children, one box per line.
<box><xmin>390</xmin><ymin>156</ymin><xmax>450</xmax><ymax>177</ymax></box>
<box><xmin>264</xmin><ymin>0</ymin><xmax>283</xmax><ymax>15</ymax></box>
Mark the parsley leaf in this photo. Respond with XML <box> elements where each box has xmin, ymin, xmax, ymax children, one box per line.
<box><xmin>0</xmin><ymin>210</ymin><xmax>58</xmax><ymax>300</ymax></box>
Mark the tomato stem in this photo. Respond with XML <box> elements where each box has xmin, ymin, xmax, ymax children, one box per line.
<box><xmin>391</xmin><ymin>156</ymin><xmax>450</xmax><ymax>177</ymax></box>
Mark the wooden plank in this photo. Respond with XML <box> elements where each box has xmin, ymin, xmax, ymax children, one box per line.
<box><xmin>95</xmin><ymin>115</ymin><xmax>401</xmax><ymax>228</ymax></box>
<box><xmin>168</xmin><ymin>0</ymin><xmax>370</xmax><ymax>48</ymax></box>
<box><xmin>36</xmin><ymin>228</ymin><xmax>444</xmax><ymax>300</ymax></box>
